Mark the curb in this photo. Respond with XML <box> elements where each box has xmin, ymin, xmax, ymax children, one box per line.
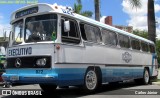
<box><xmin>152</xmin><ymin>82</ymin><xmax>160</xmax><ymax>85</ymax></box>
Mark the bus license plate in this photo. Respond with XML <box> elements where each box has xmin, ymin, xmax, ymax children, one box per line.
<box><xmin>10</xmin><ymin>76</ymin><xmax>19</xmax><ymax>81</ymax></box>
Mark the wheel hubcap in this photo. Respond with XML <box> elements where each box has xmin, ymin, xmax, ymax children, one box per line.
<box><xmin>85</xmin><ymin>70</ymin><xmax>97</xmax><ymax>90</ymax></box>
<box><xmin>144</xmin><ymin>70</ymin><xmax>149</xmax><ymax>83</ymax></box>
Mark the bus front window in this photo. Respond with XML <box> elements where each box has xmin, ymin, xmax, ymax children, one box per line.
<box><xmin>25</xmin><ymin>14</ymin><xmax>57</xmax><ymax>42</ymax></box>
<box><xmin>12</xmin><ymin>20</ymin><xmax>23</xmax><ymax>45</ymax></box>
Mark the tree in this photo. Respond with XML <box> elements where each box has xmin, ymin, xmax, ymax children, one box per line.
<box><xmin>129</xmin><ymin>0</ymin><xmax>141</xmax><ymax>8</ymax></box>
<box><xmin>129</xmin><ymin>0</ymin><xmax>156</xmax><ymax>43</ymax></box>
<box><xmin>94</xmin><ymin>0</ymin><xmax>100</xmax><ymax>21</ymax></box>
<box><xmin>156</xmin><ymin>40</ymin><xmax>160</xmax><ymax>64</ymax></box>
<box><xmin>148</xmin><ymin>0</ymin><xmax>156</xmax><ymax>43</ymax></box>
<box><xmin>74</xmin><ymin>0</ymin><xmax>93</xmax><ymax>17</ymax></box>
<box><xmin>133</xmin><ymin>29</ymin><xmax>160</xmax><ymax>64</ymax></box>
<box><xmin>133</xmin><ymin>29</ymin><xmax>148</xmax><ymax>39</ymax></box>
<box><xmin>94</xmin><ymin>0</ymin><xmax>141</xmax><ymax>21</ymax></box>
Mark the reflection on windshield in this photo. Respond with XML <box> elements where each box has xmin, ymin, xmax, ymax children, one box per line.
<box><xmin>12</xmin><ymin>20</ymin><xmax>23</xmax><ymax>45</ymax></box>
<box><xmin>25</xmin><ymin>19</ymin><xmax>57</xmax><ymax>42</ymax></box>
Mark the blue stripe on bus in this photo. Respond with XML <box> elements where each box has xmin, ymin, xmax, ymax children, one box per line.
<box><xmin>3</xmin><ymin>67</ymin><xmax>144</xmax><ymax>86</ymax></box>
<box><xmin>150</xmin><ymin>53</ymin><xmax>156</xmax><ymax>75</ymax></box>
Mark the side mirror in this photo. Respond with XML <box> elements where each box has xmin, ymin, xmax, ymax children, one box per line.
<box><xmin>0</xmin><ymin>46</ymin><xmax>6</xmax><ymax>55</ymax></box>
<box><xmin>64</xmin><ymin>21</ymin><xmax>70</xmax><ymax>32</ymax></box>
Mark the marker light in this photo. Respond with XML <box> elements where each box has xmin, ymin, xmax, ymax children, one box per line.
<box><xmin>56</xmin><ymin>45</ymin><xmax>60</xmax><ymax>50</ymax></box>
<box><xmin>55</xmin><ymin>6</ymin><xmax>58</xmax><ymax>9</ymax></box>
<box><xmin>36</xmin><ymin>58</ymin><xmax>47</xmax><ymax>66</ymax></box>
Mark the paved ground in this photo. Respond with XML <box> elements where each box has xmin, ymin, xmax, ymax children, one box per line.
<box><xmin>0</xmin><ymin>69</ymin><xmax>159</xmax><ymax>97</ymax></box>
<box><xmin>0</xmin><ymin>81</ymin><xmax>160</xmax><ymax>98</ymax></box>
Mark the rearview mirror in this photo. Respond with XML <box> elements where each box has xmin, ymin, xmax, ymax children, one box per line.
<box><xmin>64</xmin><ymin>21</ymin><xmax>70</xmax><ymax>32</ymax></box>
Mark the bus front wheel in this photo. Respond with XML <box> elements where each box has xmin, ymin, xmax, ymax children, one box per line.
<box><xmin>39</xmin><ymin>84</ymin><xmax>57</xmax><ymax>92</ymax></box>
<box><xmin>83</xmin><ymin>67</ymin><xmax>101</xmax><ymax>92</ymax></box>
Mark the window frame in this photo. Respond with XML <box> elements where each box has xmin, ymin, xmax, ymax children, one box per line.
<box><xmin>149</xmin><ymin>44</ymin><xmax>155</xmax><ymax>53</ymax></box>
<box><xmin>131</xmin><ymin>37</ymin><xmax>141</xmax><ymax>51</ymax></box>
<box><xmin>102</xmin><ymin>29</ymin><xmax>118</xmax><ymax>46</ymax></box>
<box><xmin>61</xmin><ymin>16</ymin><xmax>81</xmax><ymax>44</ymax></box>
<box><xmin>118</xmin><ymin>34</ymin><xmax>130</xmax><ymax>49</ymax></box>
<box><xmin>141</xmin><ymin>41</ymin><xmax>149</xmax><ymax>52</ymax></box>
<box><xmin>79</xmin><ymin>22</ymin><xmax>102</xmax><ymax>43</ymax></box>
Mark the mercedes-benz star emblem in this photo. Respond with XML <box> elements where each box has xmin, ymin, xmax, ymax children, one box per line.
<box><xmin>15</xmin><ymin>58</ymin><xmax>21</xmax><ymax>68</ymax></box>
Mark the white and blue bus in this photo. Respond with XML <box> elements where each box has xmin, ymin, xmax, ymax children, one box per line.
<box><xmin>2</xmin><ymin>3</ymin><xmax>159</xmax><ymax>92</ymax></box>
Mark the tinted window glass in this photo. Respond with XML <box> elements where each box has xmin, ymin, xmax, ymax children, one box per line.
<box><xmin>149</xmin><ymin>44</ymin><xmax>155</xmax><ymax>53</ymax></box>
<box><xmin>102</xmin><ymin>29</ymin><xmax>117</xmax><ymax>45</ymax></box>
<box><xmin>80</xmin><ymin>23</ymin><xmax>87</xmax><ymax>40</ymax></box>
<box><xmin>131</xmin><ymin>38</ymin><xmax>140</xmax><ymax>50</ymax></box>
<box><xmin>141</xmin><ymin>42</ymin><xmax>149</xmax><ymax>52</ymax></box>
<box><xmin>119</xmin><ymin>34</ymin><xmax>130</xmax><ymax>48</ymax></box>
<box><xmin>81</xmin><ymin>24</ymin><xmax>101</xmax><ymax>43</ymax></box>
<box><xmin>25</xmin><ymin>14</ymin><xmax>57</xmax><ymax>42</ymax></box>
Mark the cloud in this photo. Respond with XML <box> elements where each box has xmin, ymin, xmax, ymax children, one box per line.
<box><xmin>100</xmin><ymin>16</ymin><xmax>106</xmax><ymax>23</ymax></box>
<box><xmin>122</xmin><ymin>0</ymin><xmax>160</xmax><ymax>38</ymax></box>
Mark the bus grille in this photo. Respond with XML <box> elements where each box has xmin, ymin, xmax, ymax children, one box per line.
<box><xmin>6</xmin><ymin>56</ymin><xmax>51</xmax><ymax>68</ymax></box>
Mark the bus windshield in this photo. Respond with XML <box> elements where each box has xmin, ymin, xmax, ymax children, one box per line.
<box><xmin>25</xmin><ymin>14</ymin><xmax>57</xmax><ymax>42</ymax></box>
<box><xmin>12</xmin><ymin>20</ymin><xmax>23</xmax><ymax>45</ymax></box>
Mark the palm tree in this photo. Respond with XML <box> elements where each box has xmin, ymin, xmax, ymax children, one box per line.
<box><xmin>129</xmin><ymin>0</ymin><xmax>141</xmax><ymax>8</ymax></box>
<box><xmin>94</xmin><ymin>0</ymin><xmax>141</xmax><ymax>21</ymax></box>
<box><xmin>74</xmin><ymin>0</ymin><xmax>93</xmax><ymax>17</ymax></box>
<box><xmin>94</xmin><ymin>0</ymin><xmax>100</xmax><ymax>21</ymax></box>
<box><xmin>129</xmin><ymin>0</ymin><xmax>156</xmax><ymax>43</ymax></box>
<box><xmin>148</xmin><ymin>0</ymin><xmax>156</xmax><ymax>43</ymax></box>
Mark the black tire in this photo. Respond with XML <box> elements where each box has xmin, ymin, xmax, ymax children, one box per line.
<box><xmin>39</xmin><ymin>84</ymin><xmax>57</xmax><ymax>93</ymax></box>
<box><xmin>142</xmin><ymin>68</ymin><xmax>150</xmax><ymax>85</ymax></box>
<box><xmin>83</xmin><ymin>67</ymin><xmax>101</xmax><ymax>92</ymax></box>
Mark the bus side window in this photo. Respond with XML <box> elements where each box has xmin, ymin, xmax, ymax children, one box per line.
<box><xmin>141</xmin><ymin>42</ymin><xmax>149</xmax><ymax>52</ymax></box>
<box><xmin>118</xmin><ymin>34</ymin><xmax>130</xmax><ymax>48</ymax></box>
<box><xmin>83</xmin><ymin>24</ymin><xmax>101</xmax><ymax>43</ymax></box>
<box><xmin>80</xmin><ymin>23</ymin><xmax>87</xmax><ymax>40</ymax></box>
<box><xmin>149</xmin><ymin>44</ymin><xmax>155</xmax><ymax>53</ymax></box>
<box><xmin>61</xmin><ymin>18</ymin><xmax>80</xmax><ymax>44</ymax></box>
<box><xmin>102</xmin><ymin>29</ymin><xmax>117</xmax><ymax>46</ymax></box>
<box><xmin>131</xmin><ymin>38</ymin><xmax>140</xmax><ymax>50</ymax></box>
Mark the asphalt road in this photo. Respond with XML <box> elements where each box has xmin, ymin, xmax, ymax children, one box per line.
<box><xmin>0</xmin><ymin>81</ymin><xmax>160</xmax><ymax>98</ymax></box>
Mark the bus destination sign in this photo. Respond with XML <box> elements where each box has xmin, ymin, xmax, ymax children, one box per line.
<box><xmin>15</xmin><ymin>7</ymin><xmax>38</xmax><ymax>18</ymax></box>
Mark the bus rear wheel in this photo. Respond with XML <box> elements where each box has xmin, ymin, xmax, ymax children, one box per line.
<box><xmin>143</xmin><ymin>68</ymin><xmax>150</xmax><ymax>85</ymax></box>
<box><xmin>39</xmin><ymin>84</ymin><xmax>57</xmax><ymax>92</ymax></box>
<box><xmin>135</xmin><ymin>68</ymin><xmax>150</xmax><ymax>85</ymax></box>
<box><xmin>83</xmin><ymin>68</ymin><xmax>101</xmax><ymax>92</ymax></box>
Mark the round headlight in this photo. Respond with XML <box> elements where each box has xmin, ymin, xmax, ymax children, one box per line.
<box><xmin>36</xmin><ymin>58</ymin><xmax>47</xmax><ymax>66</ymax></box>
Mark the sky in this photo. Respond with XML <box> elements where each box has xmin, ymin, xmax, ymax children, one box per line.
<box><xmin>0</xmin><ymin>0</ymin><xmax>160</xmax><ymax>37</ymax></box>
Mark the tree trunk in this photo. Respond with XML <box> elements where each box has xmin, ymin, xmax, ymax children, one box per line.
<box><xmin>94</xmin><ymin>0</ymin><xmax>100</xmax><ymax>21</ymax></box>
<box><xmin>148</xmin><ymin>0</ymin><xmax>156</xmax><ymax>43</ymax></box>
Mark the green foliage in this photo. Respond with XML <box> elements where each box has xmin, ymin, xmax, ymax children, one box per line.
<box><xmin>132</xmin><ymin>29</ymin><xmax>160</xmax><ymax>64</ymax></box>
<box><xmin>132</xmin><ymin>29</ymin><xmax>148</xmax><ymax>39</ymax></box>
<box><xmin>128</xmin><ymin>0</ymin><xmax>141</xmax><ymax>9</ymax></box>
<box><xmin>156</xmin><ymin>40</ymin><xmax>160</xmax><ymax>64</ymax></box>
<box><xmin>73</xmin><ymin>0</ymin><xmax>93</xmax><ymax>17</ymax></box>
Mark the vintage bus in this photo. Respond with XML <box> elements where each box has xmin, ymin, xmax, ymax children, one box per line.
<box><xmin>2</xmin><ymin>3</ymin><xmax>159</xmax><ymax>92</ymax></box>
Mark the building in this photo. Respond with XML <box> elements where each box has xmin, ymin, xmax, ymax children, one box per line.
<box><xmin>101</xmin><ymin>16</ymin><xmax>133</xmax><ymax>33</ymax></box>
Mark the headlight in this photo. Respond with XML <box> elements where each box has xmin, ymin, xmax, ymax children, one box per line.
<box><xmin>36</xmin><ymin>58</ymin><xmax>47</xmax><ymax>66</ymax></box>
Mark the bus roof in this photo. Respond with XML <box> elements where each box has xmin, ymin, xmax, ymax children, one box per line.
<box><xmin>11</xmin><ymin>3</ymin><xmax>154</xmax><ymax>45</ymax></box>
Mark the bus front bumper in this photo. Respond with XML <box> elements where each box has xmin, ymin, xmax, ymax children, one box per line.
<box><xmin>2</xmin><ymin>73</ymin><xmax>58</xmax><ymax>84</ymax></box>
